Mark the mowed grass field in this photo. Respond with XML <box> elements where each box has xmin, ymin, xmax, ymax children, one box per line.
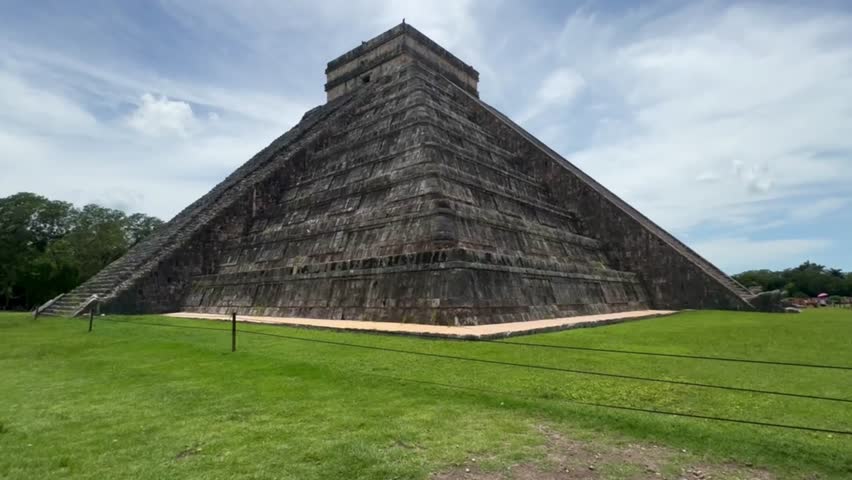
<box><xmin>0</xmin><ymin>309</ymin><xmax>850</xmax><ymax>479</ymax></box>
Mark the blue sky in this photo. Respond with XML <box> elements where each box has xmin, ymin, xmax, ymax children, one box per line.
<box><xmin>1</xmin><ymin>0</ymin><xmax>850</xmax><ymax>273</ymax></box>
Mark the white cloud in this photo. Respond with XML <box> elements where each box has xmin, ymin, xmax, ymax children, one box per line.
<box><xmin>789</xmin><ymin>197</ymin><xmax>849</xmax><ymax>221</ymax></box>
<box><xmin>695</xmin><ymin>171</ymin><xmax>720</xmax><ymax>183</ymax></box>
<box><xmin>732</xmin><ymin>160</ymin><xmax>773</xmax><ymax>194</ymax></box>
<box><xmin>0</xmin><ymin>70</ymin><xmax>97</xmax><ymax>134</ymax></box>
<box><xmin>0</xmin><ymin>17</ymin><xmax>312</xmax><ymax>221</ymax></box>
<box><xmin>518</xmin><ymin>68</ymin><xmax>586</xmax><ymax>123</ymax></box>
<box><xmin>0</xmin><ymin>60</ymin><xmax>297</xmax><ymax>220</ymax></box>
<box><xmin>0</xmin><ymin>130</ymin><xmax>51</xmax><ymax>160</ymax></box>
<box><xmin>127</xmin><ymin>93</ymin><xmax>197</xmax><ymax>137</ymax></box>
<box><xmin>537</xmin><ymin>68</ymin><xmax>585</xmax><ymax>104</ymax></box>
<box><xmin>1</xmin><ymin>40</ymin><xmax>311</xmax><ymax>127</ymax></box>
<box><xmin>525</xmin><ymin>3</ymin><xmax>852</xmax><ymax>237</ymax></box>
<box><xmin>692</xmin><ymin>236</ymin><xmax>831</xmax><ymax>273</ymax></box>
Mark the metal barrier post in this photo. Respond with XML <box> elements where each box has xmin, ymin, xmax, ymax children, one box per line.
<box><xmin>231</xmin><ymin>312</ymin><xmax>237</xmax><ymax>352</ymax></box>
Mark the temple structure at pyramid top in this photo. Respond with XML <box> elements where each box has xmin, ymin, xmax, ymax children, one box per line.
<box><xmin>325</xmin><ymin>23</ymin><xmax>479</xmax><ymax>101</ymax></box>
<box><xmin>39</xmin><ymin>23</ymin><xmax>755</xmax><ymax>323</ymax></box>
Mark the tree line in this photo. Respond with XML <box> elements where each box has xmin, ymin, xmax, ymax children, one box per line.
<box><xmin>0</xmin><ymin>192</ymin><xmax>163</xmax><ymax>310</ymax></box>
<box><xmin>734</xmin><ymin>261</ymin><xmax>852</xmax><ymax>299</ymax></box>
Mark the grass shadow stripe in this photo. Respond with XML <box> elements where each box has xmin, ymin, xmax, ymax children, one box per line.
<box><xmin>238</xmin><ymin>329</ymin><xmax>852</xmax><ymax>404</ymax></box>
<box><xmin>487</xmin><ymin>339</ymin><xmax>852</xmax><ymax>371</ymax></box>
<box><xmin>89</xmin><ymin>316</ymin><xmax>852</xmax><ymax>405</ymax></box>
<box><xmin>363</xmin><ymin>372</ymin><xmax>852</xmax><ymax>436</ymax></box>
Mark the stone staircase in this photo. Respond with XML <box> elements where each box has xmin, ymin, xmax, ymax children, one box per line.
<box><xmin>713</xmin><ymin>273</ymin><xmax>753</xmax><ymax>300</ymax></box>
<box><xmin>38</xmin><ymin>234</ymin><xmax>167</xmax><ymax>316</ymax></box>
<box><xmin>36</xmin><ymin>96</ymin><xmax>351</xmax><ymax>317</ymax></box>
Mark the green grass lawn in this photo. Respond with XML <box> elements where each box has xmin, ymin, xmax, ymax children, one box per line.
<box><xmin>0</xmin><ymin>309</ymin><xmax>850</xmax><ymax>479</ymax></box>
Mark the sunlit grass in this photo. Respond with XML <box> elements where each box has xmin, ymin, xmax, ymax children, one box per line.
<box><xmin>0</xmin><ymin>309</ymin><xmax>849</xmax><ymax>479</ymax></box>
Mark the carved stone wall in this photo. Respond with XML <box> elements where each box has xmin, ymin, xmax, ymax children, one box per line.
<box><xmin>425</xmin><ymin>70</ymin><xmax>752</xmax><ymax>311</ymax></box>
<box><xmin>182</xmin><ymin>64</ymin><xmax>647</xmax><ymax>325</ymax></box>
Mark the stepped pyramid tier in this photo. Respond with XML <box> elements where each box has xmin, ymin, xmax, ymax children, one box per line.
<box><xmin>39</xmin><ymin>23</ymin><xmax>754</xmax><ymax>323</ymax></box>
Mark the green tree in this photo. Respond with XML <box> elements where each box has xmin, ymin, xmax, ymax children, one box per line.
<box><xmin>734</xmin><ymin>261</ymin><xmax>850</xmax><ymax>298</ymax></box>
<box><xmin>65</xmin><ymin>204</ymin><xmax>131</xmax><ymax>282</ymax></box>
<box><xmin>0</xmin><ymin>192</ymin><xmax>162</xmax><ymax>310</ymax></box>
<box><xmin>124</xmin><ymin>213</ymin><xmax>163</xmax><ymax>246</ymax></box>
<box><xmin>0</xmin><ymin>193</ymin><xmax>75</xmax><ymax>308</ymax></box>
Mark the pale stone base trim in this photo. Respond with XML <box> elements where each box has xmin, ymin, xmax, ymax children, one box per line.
<box><xmin>164</xmin><ymin>309</ymin><xmax>676</xmax><ymax>339</ymax></box>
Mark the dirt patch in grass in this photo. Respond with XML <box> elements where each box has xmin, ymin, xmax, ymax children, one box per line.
<box><xmin>174</xmin><ymin>445</ymin><xmax>203</xmax><ymax>461</ymax></box>
<box><xmin>432</xmin><ymin>426</ymin><xmax>775</xmax><ymax>480</ymax></box>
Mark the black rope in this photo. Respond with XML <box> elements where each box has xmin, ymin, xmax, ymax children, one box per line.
<box><xmin>483</xmin><ymin>339</ymin><xmax>852</xmax><ymax>371</ymax></box>
<box><xmin>363</xmin><ymin>373</ymin><xmax>852</xmax><ymax>436</ymax></box>
<box><xmin>96</xmin><ymin>316</ymin><xmax>852</xmax><ymax>371</ymax></box>
<box><xmin>238</xmin><ymin>329</ymin><xmax>852</xmax><ymax>404</ymax></box>
<box><xmin>91</xmin><ymin>317</ymin><xmax>852</xmax><ymax>435</ymax></box>
<box><xmin>93</xmin><ymin>318</ymin><xmax>852</xmax><ymax>402</ymax></box>
<box><xmin>98</xmin><ymin>317</ymin><xmax>230</xmax><ymax>333</ymax></box>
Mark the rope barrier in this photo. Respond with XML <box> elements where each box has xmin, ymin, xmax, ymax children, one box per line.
<box><xmin>90</xmin><ymin>315</ymin><xmax>852</xmax><ymax>437</ymax></box>
<box><xmin>236</xmin><ymin>329</ymin><xmax>852</xmax><ymax>404</ymax></box>
<box><xmin>99</xmin><ymin>317</ymin><xmax>230</xmax><ymax>332</ymax></box>
<box><xmin>363</xmin><ymin>373</ymin><xmax>852</xmax><ymax>436</ymax></box>
<box><xmin>94</xmin><ymin>317</ymin><xmax>851</xmax><ymax>403</ymax></box>
<box><xmin>484</xmin><ymin>339</ymin><xmax>852</xmax><ymax>371</ymax></box>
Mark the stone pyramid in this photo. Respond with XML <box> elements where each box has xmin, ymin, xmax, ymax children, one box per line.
<box><xmin>40</xmin><ymin>23</ymin><xmax>753</xmax><ymax>324</ymax></box>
